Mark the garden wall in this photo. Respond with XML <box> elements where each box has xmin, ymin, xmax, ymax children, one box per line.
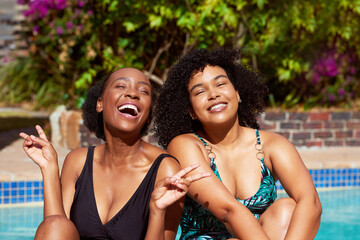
<box><xmin>258</xmin><ymin>111</ymin><xmax>360</xmax><ymax>148</ymax></box>
<box><xmin>71</xmin><ymin>110</ymin><xmax>360</xmax><ymax>149</ymax></box>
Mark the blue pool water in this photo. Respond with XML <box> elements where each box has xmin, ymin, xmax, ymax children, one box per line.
<box><xmin>314</xmin><ymin>188</ymin><xmax>360</xmax><ymax>240</ymax></box>
<box><xmin>0</xmin><ymin>204</ymin><xmax>42</xmax><ymax>240</ymax></box>
<box><xmin>0</xmin><ymin>188</ymin><xmax>359</xmax><ymax>240</ymax></box>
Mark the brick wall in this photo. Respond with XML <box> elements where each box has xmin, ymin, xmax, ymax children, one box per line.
<box><xmin>79</xmin><ymin>110</ymin><xmax>360</xmax><ymax>149</ymax></box>
<box><xmin>258</xmin><ymin>111</ymin><xmax>360</xmax><ymax>148</ymax></box>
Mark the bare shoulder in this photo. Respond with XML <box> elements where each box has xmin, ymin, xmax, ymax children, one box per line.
<box><xmin>142</xmin><ymin>141</ymin><xmax>181</xmax><ymax>179</ymax></box>
<box><xmin>258</xmin><ymin>130</ymin><xmax>294</xmax><ymax>149</ymax></box>
<box><xmin>61</xmin><ymin>146</ymin><xmax>90</xmax><ymax>178</ymax></box>
<box><xmin>167</xmin><ymin>133</ymin><xmax>201</xmax><ymax>152</ymax></box>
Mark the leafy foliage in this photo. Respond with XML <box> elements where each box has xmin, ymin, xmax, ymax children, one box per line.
<box><xmin>1</xmin><ymin>0</ymin><xmax>360</xmax><ymax>109</ymax></box>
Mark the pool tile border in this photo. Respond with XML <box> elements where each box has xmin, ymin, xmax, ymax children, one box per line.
<box><xmin>0</xmin><ymin>180</ymin><xmax>43</xmax><ymax>204</ymax></box>
<box><xmin>276</xmin><ymin>168</ymin><xmax>360</xmax><ymax>190</ymax></box>
<box><xmin>1</xmin><ymin>168</ymin><xmax>360</xmax><ymax>204</ymax></box>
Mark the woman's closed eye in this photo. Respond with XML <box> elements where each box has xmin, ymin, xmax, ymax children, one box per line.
<box><xmin>140</xmin><ymin>88</ymin><xmax>150</xmax><ymax>95</ymax></box>
<box><xmin>115</xmin><ymin>84</ymin><xmax>126</xmax><ymax>89</ymax></box>
<box><xmin>216</xmin><ymin>82</ymin><xmax>227</xmax><ymax>87</ymax></box>
<box><xmin>195</xmin><ymin>90</ymin><xmax>205</xmax><ymax>96</ymax></box>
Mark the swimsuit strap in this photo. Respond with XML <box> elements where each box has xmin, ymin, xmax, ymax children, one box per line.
<box><xmin>195</xmin><ymin>130</ymin><xmax>264</xmax><ymax>170</ymax></box>
<box><xmin>255</xmin><ymin>129</ymin><xmax>265</xmax><ymax>163</ymax></box>
<box><xmin>194</xmin><ymin>133</ymin><xmax>217</xmax><ymax>172</ymax></box>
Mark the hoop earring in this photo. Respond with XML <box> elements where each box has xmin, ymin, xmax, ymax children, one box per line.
<box><xmin>239</xmin><ymin>98</ymin><xmax>242</xmax><ymax>103</ymax></box>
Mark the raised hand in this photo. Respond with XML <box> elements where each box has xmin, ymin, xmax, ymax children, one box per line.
<box><xmin>151</xmin><ymin>163</ymin><xmax>210</xmax><ymax>211</ymax></box>
<box><xmin>19</xmin><ymin>125</ymin><xmax>58</xmax><ymax>169</ymax></box>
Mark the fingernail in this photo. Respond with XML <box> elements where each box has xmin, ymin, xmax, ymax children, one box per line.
<box><xmin>30</xmin><ymin>135</ymin><xmax>36</xmax><ymax>140</ymax></box>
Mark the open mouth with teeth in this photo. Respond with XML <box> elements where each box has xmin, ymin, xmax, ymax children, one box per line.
<box><xmin>118</xmin><ymin>104</ymin><xmax>139</xmax><ymax>117</ymax></box>
<box><xmin>208</xmin><ymin>103</ymin><xmax>227</xmax><ymax>112</ymax></box>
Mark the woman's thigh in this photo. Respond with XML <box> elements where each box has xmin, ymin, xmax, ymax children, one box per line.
<box><xmin>259</xmin><ymin>197</ymin><xmax>296</xmax><ymax>240</ymax></box>
<box><xmin>35</xmin><ymin>215</ymin><xmax>80</xmax><ymax>240</ymax></box>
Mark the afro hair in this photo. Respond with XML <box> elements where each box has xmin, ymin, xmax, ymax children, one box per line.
<box><xmin>154</xmin><ymin>48</ymin><xmax>268</xmax><ymax>149</ymax></box>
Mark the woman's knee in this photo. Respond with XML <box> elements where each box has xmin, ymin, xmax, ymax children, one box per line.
<box><xmin>35</xmin><ymin>215</ymin><xmax>79</xmax><ymax>240</ymax></box>
<box><xmin>269</xmin><ymin>198</ymin><xmax>296</xmax><ymax>227</ymax></box>
<box><xmin>259</xmin><ymin>198</ymin><xmax>296</xmax><ymax>240</ymax></box>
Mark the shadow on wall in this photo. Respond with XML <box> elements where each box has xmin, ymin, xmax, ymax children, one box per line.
<box><xmin>0</xmin><ymin>114</ymin><xmax>49</xmax><ymax>150</ymax></box>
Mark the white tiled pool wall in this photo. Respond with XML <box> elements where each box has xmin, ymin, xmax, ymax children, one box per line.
<box><xmin>1</xmin><ymin>169</ymin><xmax>360</xmax><ymax>204</ymax></box>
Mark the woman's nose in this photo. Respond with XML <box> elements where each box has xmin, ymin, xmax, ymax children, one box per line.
<box><xmin>125</xmin><ymin>88</ymin><xmax>140</xmax><ymax>99</ymax></box>
<box><xmin>207</xmin><ymin>88</ymin><xmax>220</xmax><ymax>100</ymax></box>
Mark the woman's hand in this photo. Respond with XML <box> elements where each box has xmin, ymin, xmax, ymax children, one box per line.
<box><xmin>151</xmin><ymin>163</ymin><xmax>210</xmax><ymax>212</ymax></box>
<box><xmin>19</xmin><ymin>125</ymin><xmax>58</xmax><ymax>170</ymax></box>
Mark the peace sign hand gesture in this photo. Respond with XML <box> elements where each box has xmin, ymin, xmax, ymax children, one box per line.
<box><xmin>151</xmin><ymin>163</ymin><xmax>210</xmax><ymax>211</ymax></box>
<box><xmin>19</xmin><ymin>125</ymin><xmax>58</xmax><ymax>170</ymax></box>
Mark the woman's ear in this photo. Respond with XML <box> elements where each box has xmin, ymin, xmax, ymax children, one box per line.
<box><xmin>236</xmin><ymin>91</ymin><xmax>241</xmax><ymax>103</ymax></box>
<box><xmin>96</xmin><ymin>98</ymin><xmax>103</xmax><ymax>113</ymax></box>
<box><xmin>189</xmin><ymin>107</ymin><xmax>197</xmax><ymax>120</ymax></box>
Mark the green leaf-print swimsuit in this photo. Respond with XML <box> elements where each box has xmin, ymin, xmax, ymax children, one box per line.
<box><xmin>179</xmin><ymin>129</ymin><xmax>277</xmax><ymax>240</ymax></box>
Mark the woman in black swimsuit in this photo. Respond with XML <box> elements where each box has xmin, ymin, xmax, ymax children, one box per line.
<box><xmin>20</xmin><ymin>68</ymin><xmax>209</xmax><ymax>240</ymax></box>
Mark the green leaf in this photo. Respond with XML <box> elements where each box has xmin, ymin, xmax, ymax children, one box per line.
<box><xmin>108</xmin><ymin>1</ymin><xmax>118</xmax><ymax>12</ymax></box>
<box><xmin>148</xmin><ymin>14</ymin><xmax>163</xmax><ymax>28</ymax></box>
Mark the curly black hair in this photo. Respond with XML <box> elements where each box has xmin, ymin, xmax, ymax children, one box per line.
<box><xmin>81</xmin><ymin>70</ymin><xmax>153</xmax><ymax>141</ymax></box>
<box><xmin>154</xmin><ymin>48</ymin><xmax>269</xmax><ymax>149</ymax></box>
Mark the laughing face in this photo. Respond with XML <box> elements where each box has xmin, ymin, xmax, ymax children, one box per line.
<box><xmin>97</xmin><ymin>68</ymin><xmax>152</xmax><ymax>136</ymax></box>
<box><xmin>188</xmin><ymin>65</ymin><xmax>240</xmax><ymax>127</ymax></box>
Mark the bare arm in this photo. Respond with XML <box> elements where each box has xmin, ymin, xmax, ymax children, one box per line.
<box><xmin>145</xmin><ymin>157</ymin><xmax>210</xmax><ymax>240</ymax></box>
<box><xmin>19</xmin><ymin>125</ymin><xmax>65</xmax><ymax>218</ymax></box>
<box><xmin>267</xmin><ymin>132</ymin><xmax>322</xmax><ymax>240</ymax></box>
<box><xmin>167</xmin><ymin>135</ymin><xmax>270</xmax><ymax>240</ymax></box>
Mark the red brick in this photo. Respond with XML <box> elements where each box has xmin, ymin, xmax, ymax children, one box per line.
<box><xmin>280</xmin><ymin>122</ymin><xmax>300</xmax><ymax>129</ymax></box>
<box><xmin>335</xmin><ymin>131</ymin><xmax>353</xmax><ymax>138</ymax></box>
<box><xmin>304</xmin><ymin>122</ymin><xmax>323</xmax><ymax>129</ymax></box>
<box><xmin>305</xmin><ymin>141</ymin><xmax>323</xmax><ymax>148</ymax></box>
<box><xmin>346</xmin><ymin>140</ymin><xmax>360</xmax><ymax>146</ymax></box>
<box><xmin>277</xmin><ymin>131</ymin><xmax>290</xmax><ymax>139</ymax></box>
<box><xmin>324</xmin><ymin>121</ymin><xmax>344</xmax><ymax>129</ymax></box>
<box><xmin>293</xmin><ymin>132</ymin><xmax>311</xmax><ymax>140</ymax></box>
<box><xmin>353</xmin><ymin>112</ymin><xmax>360</xmax><ymax>119</ymax></box>
<box><xmin>331</xmin><ymin>112</ymin><xmax>352</xmax><ymax>120</ymax></box>
<box><xmin>258</xmin><ymin>119</ymin><xmax>276</xmax><ymax>130</ymax></box>
<box><xmin>293</xmin><ymin>140</ymin><xmax>306</xmax><ymax>147</ymax></box>
<box><xmin>289</xmin><ymin>112</ymin><xmax>308</xmax><ymax>121</ymax></box>
<box><xmin>309</xmin><ymin>112</ymin><xmax>330</xmax><ymax>121</ymax></box>
<box><xmin>264</xmin><ymin>112</ymin><xmax>286</xmax><ymax>121</ymax></box>
<box><xmin>346</xmin><ymin>121</ymin><xmax>360</xmax><ymax>129</ymax></box>
<box><xmin>356</xmin><ymin>130</ymin><xmax>360</xmax><ymax>138</ymax></box>
<box><xmin>325</xmin><ymin>140</ymin><xmax>344</xmax><ymax>146</ymax></box>
<box><xmin>314</xmin><ymin>131</ymin><xmax>333</xmax><ymax>138</ymax></box>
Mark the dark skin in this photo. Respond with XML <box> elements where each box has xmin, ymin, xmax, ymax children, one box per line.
<box><xmin>20</xmin><ymin>68</ymin><xmax>210</xmax><ymax>240</ymax></box>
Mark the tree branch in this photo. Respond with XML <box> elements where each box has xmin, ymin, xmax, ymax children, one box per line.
<box><xmin>144</xmin><ymin>71</ymin><xmax>163</xmax><ymax>85</ymax></box>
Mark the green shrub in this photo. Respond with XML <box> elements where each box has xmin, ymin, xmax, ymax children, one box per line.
<box><xmin>1</xmin><ymin>0</ymin><xmax>359</xmax><ymax>109</ymax></box>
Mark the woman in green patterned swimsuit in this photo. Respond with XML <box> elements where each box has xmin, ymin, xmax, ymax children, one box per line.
<box><xmin>154</xmin><ymin>48</ymin><xmax>322</xmax><ymax>239</ymax></box>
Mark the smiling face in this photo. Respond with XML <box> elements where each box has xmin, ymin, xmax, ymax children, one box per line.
<box><xmin>188</xmin><ymin>65</ymin><xmax>240</xmax><ymax>128</ymax></box>
<box><xmin>97</xmin><ymin>68</ymin><xmax>152</xmax><ymax>136</ymax></box>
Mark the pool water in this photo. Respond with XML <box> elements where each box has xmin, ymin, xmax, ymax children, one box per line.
<box><xmin>314</xmin><ymin>188</ymin><xmax>360</xmax><ymax>240</ymax></box>
<box><xmin>0</xmin><ymin>204</ymin><xmax>42</xmax><ymax>240</ymax></box>
<box><xmin>0</xmin><ymin>188</ymin><xmax>359</xmax><ymax>240</ymax></box>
